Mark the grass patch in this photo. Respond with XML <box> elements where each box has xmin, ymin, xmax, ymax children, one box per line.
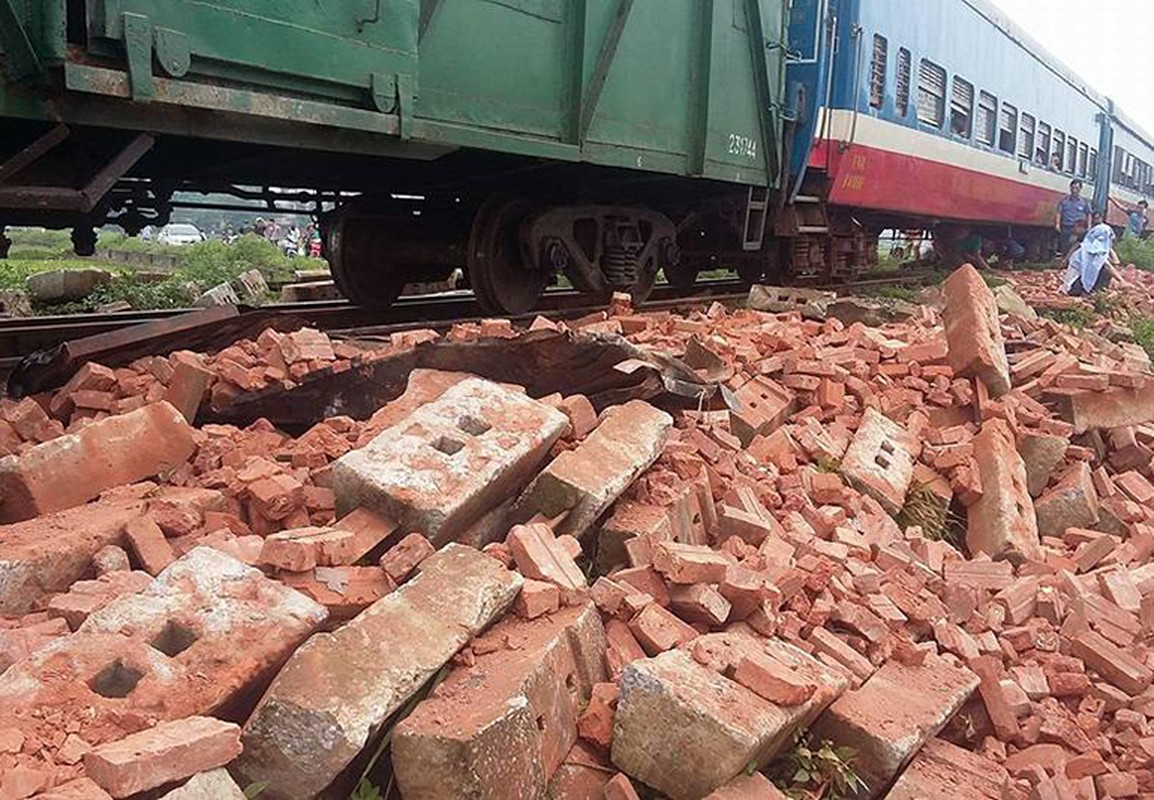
<box><xmin>981</xmin><ymin>273</ymin><xmax>1007</xmax><ymax>289</ymax></box>
<box><xmin>1116</xmin><ymin>236</ymin><xmax>1154</xmax><ymax>272</ymax></box>
<box><xmin>865</xmin><ymin>285</ymin><xmax>918</xmax><ymax>302</ymax></box>
<box><xmin>2</xmin><ymin>233</ymin><xmax>320</xmax><ymax>313</ymax></box>
<box><xmin>1131</xmin><ymin>316</ymin><xmax>1154</xmax><ymax>363</ymax></box>
<box><xmin>1039</xmin><ymin>306</ymin><xmax>1094</xmax><ymax>329</ymax></box>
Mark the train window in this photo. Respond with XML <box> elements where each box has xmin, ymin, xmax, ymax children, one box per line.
<box><xmin>1066</xmin><ymin>138</ymin><xmax>1077</xmax><ymax>174</ymax></box>
<box><xmin>869</xmin><ymin>35</ymin><xmax>887</xmax><ymax>109</ymax></box>
<box><xmin>998</xmin><ymin>103</ymin><xmax>1017</xmax><ymax>153</ymax></box>
<box><xmin>1114</xmin><ymin>146</ymin><xmax>1126</xmax><ymax>183</ymax></box>
<box><xmin>1078</xmin><ymin>143</ymin><xmax>1088</xmax><ymax>177</ymax></box>
<box><xmin>1054</xmin><ymin>131</ymin><xmax>1066</xmax><ymax>170</ymax></box>
<box><xmin>1036</xmin><ymin>123</ymin><xmax>1051</xmax><ymax>165</ymax></box>
<box><xmin>1018</xmin><ymin>114</ymin><xmax>1035</xmax><ymax>161</ymax></box>
<box><xmin>896</xmin><ymin>49</ymin><xmax>911</xmax><ymax>117</ymax></box>
<box><xmin>949</xmin><ymin>77</ymin><xmax>973</xmax><ymax>138</ymax></box>
<box><xmin>916</xmin><ymin>59</ymin><xmax>946</xmax><ymax>128</ymax></box>
<box><xmin>976</xmin><ymin>91</ymin><xmax>996</xmax><ymax>145</ymax></box>
<box><xmin>1089</xmin><ymin>148</ymin><xmax>1098</xmax><ymax>177</ymax></box>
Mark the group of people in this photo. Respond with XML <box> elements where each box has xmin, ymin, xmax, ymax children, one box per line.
<box><xmin>229</xmin><ymin>218</ymin><xmax>323</xmax><ymax>258</ymax></box>
<box><xmin>1056</xmin><ymin>179</ymin><xmax>1145</xmax><ymax>297</ymax></box>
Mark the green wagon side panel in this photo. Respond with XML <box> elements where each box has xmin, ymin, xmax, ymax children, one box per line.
<box><xmin>1</xmin><ymin>0</ymin><xmax>788</xmax><ymax>188</ymax></box>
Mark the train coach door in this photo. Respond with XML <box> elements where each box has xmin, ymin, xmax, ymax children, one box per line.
<box><xmin>785</xmin><ymin>0</ymin><xmax>834</xmax><ymax>200</ymax></box>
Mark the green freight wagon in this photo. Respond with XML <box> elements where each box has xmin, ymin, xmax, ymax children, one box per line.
<box><xmin>1</xmin><ymin>0</ymin><xmax>793</xmax><ymax>312</ymax></box>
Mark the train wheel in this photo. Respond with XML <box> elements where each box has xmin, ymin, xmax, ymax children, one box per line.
<box><xmin>467</xmin><ymin>197</ymin><xmax>548</xmax><ymax>315</ymax></box>
<box><xmin>662</xmin><ymin>261</ymin><xmax>700</xmax><ymax>290</ymax></box>
<box><xmin>325</xmin><ymin>212</ymin><xmax>406</xmax><ymax>308</ymax></box>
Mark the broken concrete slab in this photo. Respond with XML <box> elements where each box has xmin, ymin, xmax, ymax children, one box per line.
<box><xmin>748</xmin><ymin>285</ymin><xmax>836</xmax><ymax>319</ymax></box>
<box><xmin>612</xmin><ymin>643</ymin><xmax>846</xmax><ymax>800</ymax></box>
<box><xmin>235</xmin><ymin>544</ymin><xmax>522</xmax><ymax>799</ymax></box>
<box><xmin>159</xmin><ymin>769</ymin><xmax>246</xmax><ymax>799</ymax></box>
<box><xmin>1034</xmin><ymin>462</ymin><xmax>1099</xmax><ymax>539</ymax></box>
<box><xmin>0</xmin><ymin>401</ymin><xmax>196</xmax><ymax>523</ymax></box>
<box><xmin>967</xmin><ymin>419</ymin><xmax>1041</xmax><ymax>562</ymax></box>
<box><xmin>1051</xmin><ymin>383</ymin><xmax>1154</xmax><ymax>434</ymax></box>
<box><xmin>885</xmin><ymin>737</ymin><xmax>1008</xmax><ymax>800</ymax></box>
<box><xmin>333</xmin><ymin>377</ymin><xmax>568</xmax><ymax>545</ymax></box>
<box><xmin>512</xmin><ymin>400</ymin><xmax>672</xmax><ymax>540</ymax></box>
<box><xmin>809</xmin><ymin>656</ymin><xmax>978</xmax><ymax>799</ymax></box>
<box><xmin>0</xmin><ymin>548</ymin><xmax>327</xmax><ymax>762</ymax></box>
<box><xmin>392</xmin><ymin>602</ymin><xmax>606</xmax><ymax>799</ymax></box>
<box><xmin>942</xmin><ymin>264</ymin><xmax>1011</xmax><ymax>397</ymax></box>
<box><xmin>1017</xmin><ymin>432</ymin><xmax>1069</xmax><ymax>498</ymax></box>
<box><xmin>840</xmin><ymin>408</ymin><xmax>914</xmax><ymax>515</ymax></box>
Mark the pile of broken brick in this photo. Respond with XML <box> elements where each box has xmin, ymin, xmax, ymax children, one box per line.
<box><xmin>3</xmin><ymin>263</ymin><xmax>1154</xmax><ymax>799</ymax></box>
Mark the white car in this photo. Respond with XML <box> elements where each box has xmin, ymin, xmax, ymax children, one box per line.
<box><xmin>156</xmin><ymin>223</ymin><xmax>206</xmax><ymax>245</ymax></box>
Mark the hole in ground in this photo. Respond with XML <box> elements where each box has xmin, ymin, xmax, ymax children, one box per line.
<box><xmin>150</xmin><ymin>620</ymin><xmax>198</xmax><ymax>658</ymax></box>
<box><xmin>89</xmin><ymin>660</ymin><xmax>143</xmax><ymax>698</ymax></box>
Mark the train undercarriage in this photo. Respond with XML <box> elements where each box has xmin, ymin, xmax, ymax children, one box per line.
<box><xmin>0</xmin><ymin>122</ymin><xmax>903</xmax><ymax>314</ymax></box>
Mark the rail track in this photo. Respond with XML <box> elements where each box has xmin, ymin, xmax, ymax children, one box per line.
<box><xmin>0</xmin><ymin>270</ymin><xmax>935</xmax><ymax>381</ymax></box>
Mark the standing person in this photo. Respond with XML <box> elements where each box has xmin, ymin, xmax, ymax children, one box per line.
<box><xmin>1055</xmin><ymin>179</ymin><xmax>1092</xmax><ymax>255</ymax></box>
<box><xmin>1127</xmin><ymin>200</ymin><xmax>1149</xmax><ymax>239</ymax></box>
<box><xmin>1062</xmin><ymin>211</ymin><xmax>1132</xmax><ymax>296</ymax></box>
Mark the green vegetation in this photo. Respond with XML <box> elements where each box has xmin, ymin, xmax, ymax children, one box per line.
<box><xmin>1116</xmin><ymin>235</ymin><xmax>1154</xmax><ymax>272</ymax></box>
<box><xmin>897</xmin><ymin>481</ymin><xmax>963</xmax><ymax>547</ymax></box>
<box><xmin>1</xmin><ymin>229</ymin><xmax>324</xmax><ymax>314</ymax></box>
<box><xmin>1039</xmin><ymin>306</ymin><xmax>1094</xmax><ymax>329</ymax></box>
<box><xmin>980</xmin><ymin>273</ymin><xmax>1007</xmax><ymax>289</ymax></box>
<box><xmin>769</xmin><ymin>737</ymin><xmax>867</xmax><ymax>800</ymax></box>
<box><xmin>1130</xmin><ymin>316</ymin><xmax>1154</xmax><ymax>363</ymax></box>
<box><xmin>865</xmin><ymin>284</ymin><xmax>918</xmax><ymax>302</ymax></box>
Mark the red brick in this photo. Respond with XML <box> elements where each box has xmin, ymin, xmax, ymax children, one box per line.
<box><xmin>1069</xmin><ymin>630</ymin><xmax>1153</xmax><ymax>696</ymax></box>
<box><xmin>970</xmin><ymin>655</ymin><xmax>1021</xmax><ymax>740</ymax></box>
<box><xmin>34</xmin><ymin>777</ymin><xmax>113</xmax><ymax>799</ymax></box>
<box><xmin>604</xmin><ymin>773</ymin><xmax>642</xmax><ymax>800</ymax></box>
<box><xmin>605</xmin><ymin>618</ymin><xmax>647</xmax><ymax>676</ymax></box>
<box><xmin>163</xmin><ymin>358</ymin><xmax>214</xmax><ymax>423</ymax></box>
<box><xmin>559</xmin><ymin>394</ymin><xmax>598</xmax><ymax>439</ymax></box>
<box><xmin>261</xmin><ymin>526</ymin><xmax>360</xmax><ymax>572</ymax></box>
<box><xmin>652</xmin><ymin>541</ymin><xmax>729</xmax><ymax>584</ymax></box>
<box><xmin>577</xmin><ymin>682</ymin><xmax>618</xmax><ymax>750</ymax></box>
<box><xmin>247</xmin><ymin>472</ymin><xmax>306</xmax><ymax>521</ymax></box>
<box><xmin>1052</xmin><ymin>383</ymin><xmax>1154</xmax><ymax>434</ymax></box>
<box><xmin>942</xmin><ymin>264</ymin><xmax>1011</xmax><ymax>396</ymax></box>
<box><xmin>514</xmin><ymin>578</ymin><xmax>562</xmax><ymax>619</ymax></box>
<box><xmin>378</xmin><ymin>532</ymin><xmax>435</xmax><ymax>583</ymax></box>
<box><xmin>279</xmin><ymin>566</ymin><xmax>394</xmax><ymax>620</ymax></box>
<box><xmin>0</xmin><ymin>402</ymin><xmax>195</xmax><ymax>523</ymax></box>
<box><xmin>629</xmin><ymin>603</ymin><xmax>698</xmax><ymax>654</ymax></box>
<box><xmin>669</xmin><ymin>583</ymin><xmax>731</xmax><ymax>627</ymax></box>
<box><xmin>508</xmin><ymin>523</ymin><xmax>586</xmax><ymax>595</ymax></box>
<box><xmin>84</xmin><ymin>716</ymin><xmax>242</xmax><ymax>797</ymax></box>
<box><xmin>732</xmin><ymin>652</ymin><xmax>816</xmax><ymax>705</ymax></box>
<box><xmin>122</xmin><ymin>515</ymin><xmax>175</xmax><ymax>576</ymax></box>
<box><xmin>729</xmin><ymin>376</ymin><xmax>796</xmax><ymax>446</ymax></box>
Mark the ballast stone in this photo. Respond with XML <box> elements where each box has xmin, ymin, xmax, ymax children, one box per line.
<box><xmin>332</xmin><ymin>378</ymin><xmax>568</xmax><ymax>545</ymax></box>
<box><xmin>234</xmin><ymin>543</ymin><xmax>522</xmax><ymax>799</ymax></box>
<box><xmin>0</xmin><ymin>401</ymin><xmax>196</xmax><ymax>523</ymax></box>
<box><xmin>392</xmin><ymin>602</ymin><xmax>606</xmax><ymax>799</ymax></box>
<box><xmin>512</xmin><ymin>400</ymin><xmax>672</xmax><ymax>540</ymax></box>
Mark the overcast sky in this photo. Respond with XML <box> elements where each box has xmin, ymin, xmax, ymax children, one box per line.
<box><xmin>990</xmin><ymin>0</ymin><xmax>1154</xmax><ymax>134</ymax></box>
